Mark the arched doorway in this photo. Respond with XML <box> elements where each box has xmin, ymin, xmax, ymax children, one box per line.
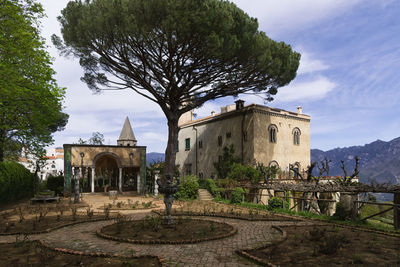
<box><xmin>94</xmin><ymin>153</ymin><xmax>120</xmax><ymax>192</ymax></box>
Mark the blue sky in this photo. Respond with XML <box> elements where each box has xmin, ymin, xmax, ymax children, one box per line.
<box><xmin>39</xmin><ymin>0</ymin><xmax>400</xmax><ymax>152</ymax></box>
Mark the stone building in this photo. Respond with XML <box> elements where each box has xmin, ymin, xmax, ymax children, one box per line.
<box><xmin>175</xmin><ymin>100</ymin><xmax>310</xmax><ymax>179</ymax></box>
<box><xmin>63</xmin><ymin>117</ymin><xmax>146</xmax><ymax>193</ymax></box>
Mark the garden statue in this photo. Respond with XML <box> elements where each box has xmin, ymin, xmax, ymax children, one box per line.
<box><xmin>156</xmin><ymin>174</ymin><xmax>180</xmax><ymax>224</ymax></box>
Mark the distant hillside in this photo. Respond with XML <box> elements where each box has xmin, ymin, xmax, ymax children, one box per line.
<box><xmin>146</xmin><ymin>152</ymin><xmax>165</xmax><ymax>165</ymax></box>
<box><xmin>311</xmin><ymin>137</ymin><xmax>400</xmax><ymax>185</ymax></box>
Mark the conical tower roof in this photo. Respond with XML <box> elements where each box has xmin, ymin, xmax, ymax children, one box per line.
<box><xmin>118</xmin><ymin>117</ymin><xmax>136</xmax><ymax>145</ymax></box>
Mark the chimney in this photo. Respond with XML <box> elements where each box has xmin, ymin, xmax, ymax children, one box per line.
<box><xmin>211</xmin><ymin>110</ymin><xmax>215</xmax><ymax>116</ymax></box>
<box><xmin>235</xmin><ymin>99</ymin><xmax>245</xmax><ymax>110</ymax></box>
<box><xmin>297</xmin><ymin>106</ymin><xmax>302</xmax><ymax>115</ymax></box>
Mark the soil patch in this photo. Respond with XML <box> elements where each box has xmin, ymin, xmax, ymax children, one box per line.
<box><xmin>0</xmin><ymin>214</ymin><xmax>116</xmax><ymax>234</ymax></box>
<box><xmin>243</xmin><ymin>225</ymin><xmax>400</xmax><ymax>266</ymax></box>
<box><xmin>99</xmin><ymin>216</ymin><xmax>236</xmax><ymax>243</ymax></box>
<box><xmin>0</xmin><ymin>241</ymin><xmax>161</xmax><ymax>266</ymax></box>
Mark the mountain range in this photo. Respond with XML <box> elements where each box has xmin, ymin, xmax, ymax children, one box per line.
<box><xmin>311</xmin><ymin>137</ymin><xmax>400</xmax><ymax>185</ymax></box>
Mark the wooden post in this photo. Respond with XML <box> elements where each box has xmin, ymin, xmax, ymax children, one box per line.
<box><xmin>394</xmin><ymin>193</ymin><xmax>400</xmax><ymax>230</ymax></box>
<box><xmin>351</xmin><ymin>199</ymin><xmax>358</xmax><ymax>220</ymax></box>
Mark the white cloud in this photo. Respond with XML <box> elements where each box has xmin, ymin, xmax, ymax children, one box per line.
<box><xmin>276</xmin><ymin>77</ymin><xmax>336</xmax><ymax>102</ymax></box>
<box><xmin>297</xmin><ymin>51</ymin><xmax>329</xmax><ymax>75</ymax></box>
<box><xmin>232</xmin><ymin>0</ymin><xmax>362</xmax><ymax>35</ymax></box>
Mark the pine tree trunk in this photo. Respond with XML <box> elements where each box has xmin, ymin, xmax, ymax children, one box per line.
<box><xmin>163</xmin><ymin>118</ymin><xmax>179</xmax><ymax>181</ymax></box>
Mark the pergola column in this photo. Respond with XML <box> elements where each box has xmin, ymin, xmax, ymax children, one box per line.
<box><xmin>91</xmin><ymin>168</ymin><xmax>95</xmax><ymax>193</ymax></box>
<box><xmin>119</xmin><ymin>167</ymin><xmax>123</xmax><ymax>192</ymax></box>
<box><xmin>137</xmin><ymin>172</ymin><xmax>141</xmax><ymax>193</ymax></box>
<box><xmin>154</xmin><ymin>171</ymin><xmax>160</xmax><ymax>196</ymax></box>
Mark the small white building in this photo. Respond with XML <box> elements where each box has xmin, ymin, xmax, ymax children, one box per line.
<box><xmin>19</xmin><ymin>147</ymin><xmax>64</xmax><ymax>180</ymax></box>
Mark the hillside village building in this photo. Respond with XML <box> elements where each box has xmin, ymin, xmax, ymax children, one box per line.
<box><xmin>63</xmin><ymin>117</ymin><xmax>146</xmax><ymax>194</ymax></box>
<box><xmin>175</xmin><ymin>100</ymin><xmax>310</xmax><ymax>179</ymax></box>
<box><xmin>19</xmin><ymin>147</ymin><xmax>64</xmax><ymax>180</ymax></box>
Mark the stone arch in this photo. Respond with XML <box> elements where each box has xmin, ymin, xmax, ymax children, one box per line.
<box><xmin>93</xmin><ymin>152</ymin><xmax>122</xmax><ymax>168</ymax></box>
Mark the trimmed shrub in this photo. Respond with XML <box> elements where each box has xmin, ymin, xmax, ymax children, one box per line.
<box><xmin>174</xmin><ymin>175</ymin><xmax>199</xmax><ymax>200</ymax></box>
<box><xmin>268</xmin><ymin>197</ymin><xmax>283</xmax><ymax>210</ymax></box>
<box><xmin>46</xmin><ymin>175</ymin><xmax>64</xmax><ymax>195</ymax></box>
<box><xmin>228</xmin><ymin>163</ymin><xmax>263</xmax><ymax>183</ymax></box>
<box><xmin>230</xmin><ymin>187</ymin><xmax>245</xmax><ymax>204</ymax></box>
<box><xmin>0</xmin><ymin>161</ymin><xmax>33</xmax><ymax>202</ymax></box>
<box><xmin>204</xmin><ymin>179</ymin><xmax>218</xmax><ymax>197</ymax></box>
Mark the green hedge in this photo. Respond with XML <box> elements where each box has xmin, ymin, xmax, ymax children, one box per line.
<box><xmin>174</xmin><ymin>175</ymin><xmax>199</xmax><ymax>200</ymax></box>
<box><xmin>204</xmin><ymin>179</ymin><xmax>218</xmax><ymax>197</ymax></box>
<box><xmin>46</xmin><ymin>174</ymin><xmax>64</xmax><ymax>195</ymax></box>
<box><xmin>0</xmin><ymin>161</ymin><xmax>33</xmax><ymax>202</ymax></box>
<box><xmin>230</xmin><ymin>187</ymin><xmax>245</xmax><ymax>203</ymax></box>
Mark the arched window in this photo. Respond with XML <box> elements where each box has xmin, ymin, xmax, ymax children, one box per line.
<box><xmin>292</xmin><ymin>127</ymin><xmax>301</xmax><ymax>145</ymax></box>
<box><xmin>291</xmin><ymin>162</ymin><xmax>301</xmax><ymax>178</ymax></box>
<box><xmin>268</xmin><ymin>124</ymin><xmax>278</xmax><ymax>143</ymax></box>
<box><xmin>269</xmin><ymin>160</ymin><xmax>279</xmax><ymax>168</ymax></box>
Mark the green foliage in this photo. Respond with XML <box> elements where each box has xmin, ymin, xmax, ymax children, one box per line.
<box><xmin>77</xmin><ymin>132</ymin><xmax>105</xmax><ymax>145</ymax></box>
<box><xmin>54</xmin><ymin>0</ymin><xmax>299</xmax><ymax>185</ymax></box>
<box><xmin>46</xmin><ymin>175</ymin><xmax>64</xmax><ymax>195</ymax></box>
<box><xmin>268</xmin><ymin>197</ymin><xmax>283</xmax><ymax>210</ymax></box>
<box><xmin>0</xmin><ymin>0</ymin><xmax>68</xmax><ymax>161</ymax></box>
<box><xmin>215</xmin><ymin>178</ymin><xmax>238</xmax><ymax>188</ymax></box>
<box><xmin>213</xmin><ymin>145</ymin><xmax>240</xmax><ymax>179</ymax></box>
<box><xmin>228</xmin><ymin>163</ymin><xmax>263</xmax><ymax>183</ymax></box>
<box><xmin>230</xmin><ymin>187</ymin><xmax>245</xmax><ymax>204</ymax></box>
<box><xmin>174</xmin><ymin>175</ymin><xmax>199</xmax><ymax>200</ymax></box>
<box><xmin>0</xmin><ymin>161</ymin><xmax>33</xmax><ymax>202</ymax></box>
<box><xmin>203</xmin><ymin>179</ymin><xmax>218</xmax><ymax>197</ymax></box>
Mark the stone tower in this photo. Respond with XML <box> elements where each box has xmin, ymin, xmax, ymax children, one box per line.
<box><xmin>117</xmin><ymin>116</ymin><xmax>137</xmax><ymax>146</ymax></box>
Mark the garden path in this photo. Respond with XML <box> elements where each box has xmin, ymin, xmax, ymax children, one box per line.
<box><xmin>0</xmin><ymin>211</ymin><xmax>326</xmax><ymax>266</ymax></box>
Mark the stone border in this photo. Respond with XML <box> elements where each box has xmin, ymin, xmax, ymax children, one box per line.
<box><xmin>1</xmin><ymin>239</ymin><xmax>166</xmax><ymax>267</ymax></box>
<box><xmin>152</xmin><ymin>210</ymin><xmax>301</xmax><ymax>222</ymax></box>
<box><xmin>0</xmin><ymin>216</ymin><xmax>116</xmax><ymax>236</ymax></box>
<box><xmin>235</xmin><ymin>225</ymin><xmax>287</xmax><ymax>267</ymax></box>
<box><xmin>96</xmin><ymin>218</ymin><xmax>238</xmax><ymax>244</ymax></box>
<box><xmin>109</xmin><ymin>205</ymin><xmax>158</xmax><ymax>211</ymax></box>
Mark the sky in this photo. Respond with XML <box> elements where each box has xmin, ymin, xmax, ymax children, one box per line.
<box><xmin>38</xmin><ymin>0</ymin><xmax>400</xmax><ymax>153</ymax></box>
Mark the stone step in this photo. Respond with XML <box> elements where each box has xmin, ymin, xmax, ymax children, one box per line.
<box><xmin>198</xmin><ymin>189</ymin><xmax>213</xmax><ymax>201</ymax></box>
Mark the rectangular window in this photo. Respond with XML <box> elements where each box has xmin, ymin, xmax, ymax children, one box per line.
<box><xmin>185</xmin><ymin>138</ymin><xmax>190</xmax><ymax>150</ymax></box>
<box><xmin>218</xmin><ymin>135</ymin><xmax>222</xmax><ymax>146</ymax></box>
<box><xmin>176</xmin><ymin>140</ymin><xmax>179</xmax><ymax>152</ymax></box>
<box><xmin>199</xmin><ymin>140</ymin><xmax>203</xmax><ymax>149</ymax></box>
<box><xmin>199</xmin><ymin>172</ymin><xmax>204</xmax><ymax>179</ymax></box>
<box><xmin>218</xmin><ymin>155</ymin><xmax>222</xmax><ymax>163</ymax></box>
<box><xmin>226</xmin><ymin>132</ymin><xmax>231</xmax><ymax>138</ymax></box>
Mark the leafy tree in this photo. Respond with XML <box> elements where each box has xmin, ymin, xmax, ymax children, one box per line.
<box><xmin>213</xmin><ymin>145</ymin><xmax>240</xmax><ymax>179</ymax></box>
<box><xmin>77</xmin><ymin>132</ymin><xmax>105</xmax><ymax>145</ymax></box>
<box><xmin>228</xmin><ymin>162</ymin><xmax>263</xmax><ymax>183</ymax></box>
<box><xmin>0</xmin><ymin>0</ymin><xmax>68</xmax><ymax>161</ymax></box>
<box><xmin>53</xmin><ymin>0</ymin><xmax>300</xmax><ymax>179</ymax></box>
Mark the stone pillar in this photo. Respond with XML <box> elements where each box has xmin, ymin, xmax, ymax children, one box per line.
<box><xmin>119</xmin><ymin>167</ymin><xmax>123</xmax><ymax>193</ymax></box>
<box><xmin>91</xmin><ymin>168</ymin><xmax>95</xmax><ymax>193</ymax></box>
<box><xmin>154</xmin><ymin>171</ymin><xmax>160</xmax><ymax>196</ymax></box>
<box><xmin>74</xmin><ymin>167</ymin><xmax>80</xmax><ymax>203</ymax></box>
<box><xmin>137</xmin><ymin>172</ymin><xmax>141</xmax><ymax>193</ymax></box>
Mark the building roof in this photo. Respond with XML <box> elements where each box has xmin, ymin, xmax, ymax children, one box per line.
<box><xmin>118</xmin><ymin>116</ymin><xmax>136</xmax><ymax>141</ymax></box>
<box><xmin>179</xmin><ymin>103</ymin><xmax>310</xmax><ymax>128</ymax></box>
